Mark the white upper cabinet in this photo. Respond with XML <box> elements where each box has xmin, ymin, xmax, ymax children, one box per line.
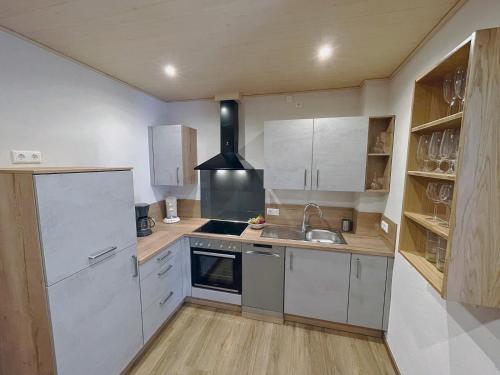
<box><xmin>312</xmin><ymin>117</ymin><xmax>368</xmax><ymax>192</ymax></box>
<box><xmin>35</xmin><ymin>171</ymin><xmax>136</xmax><ymax>286</ymax></box>
<box><xmin>149</xmin><ymin>125</ymin><xmax>197</xmax><ymax>186</ymax></box>
<box><xmin>264</xmin><ymin>119</ymin><xmax>314</xmax><ymax>190</ymax></box>
<box><xmin>264</xmin><ymin>116</ymin><xmax>368</xmax><ymax>192</ymax></box>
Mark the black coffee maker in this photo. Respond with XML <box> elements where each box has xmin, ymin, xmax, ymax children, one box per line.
<box><xmin>135</xmin><ymin>203</ymin><xmax>155</xmax><ymax>237</ymax></box>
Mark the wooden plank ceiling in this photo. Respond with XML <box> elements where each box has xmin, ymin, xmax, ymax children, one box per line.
<box><xmin>0</xmin><ymin>0</ymin><xmax>460</xmax><ymax>101</ymax></box>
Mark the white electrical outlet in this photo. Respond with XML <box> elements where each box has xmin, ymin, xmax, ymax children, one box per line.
<box><xmin>11</xmin><ymin>150</ymin><xmax>42</xmax><ymax>164</ymax></box>
<box><xmin>381</xmin><ymin>220</ymin><xmax>389</xmax><ymax>233</ymax></box>
<box><xmin>266</xmin><ymin>207</ymin><xmax>280</xmax><ymax>216</ymax></box>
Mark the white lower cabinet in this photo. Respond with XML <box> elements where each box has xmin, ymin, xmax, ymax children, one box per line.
<box><xmin>347</xmin><ymin>254</ymin><xmax>389</xmax><ymax>330</ymax></box>
<box><xmin>284</xmin><ymin>247</ymin><xmax>351</xmax><ymax>322</ymax></box>
<box><xmin>139</xmin><ymin>239</ymin><xmax>186</xmax><ymax>343</ymax></box>
<box><xmin>47</xmin><ymin>245</ymin><xmax>143</xmax><ymax>375</ymax></box>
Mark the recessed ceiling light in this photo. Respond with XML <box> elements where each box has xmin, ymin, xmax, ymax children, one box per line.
<box><xmin>317</xmin><ymin>44</ymin><xmax>333</xmax><ymax>61</ymax></box>
<box><xmin>164</xmin><ymin>64</ymin><xmax>177</xmax><ymax>77</ymax></box>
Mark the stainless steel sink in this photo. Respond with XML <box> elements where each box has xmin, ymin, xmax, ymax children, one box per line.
<box><xmin>260</xmin><ymin>226</ymin><xmax>346</xmax><ymax>245</ymax></box>
<box><xmin>305</xmin><ymin>229</ymin><xmax>346</xmax><ymax>244</ymax></box>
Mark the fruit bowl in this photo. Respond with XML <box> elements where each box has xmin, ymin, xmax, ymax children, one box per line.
<box><xmin>248</xmin><ymin>215</ymin><xmax>265</xmax><ymax>230</ymax></box>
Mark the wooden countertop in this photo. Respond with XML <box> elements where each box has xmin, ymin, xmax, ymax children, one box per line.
<box><xmin>137</xmin><ymin>218</ymin><xmax>394</xmax><ymax>264</ymax></box>
<box><xmin>0</xmin><ymin>167</ymin><xmax>132</xmax><ymax>174</ymax></box>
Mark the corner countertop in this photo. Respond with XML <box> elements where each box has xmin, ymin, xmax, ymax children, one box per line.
<box><xmin>137</xmin><ymin>218</ymin><xmax>394</xmax><ymax>264</ymax></box>
<box><xmin>0</xmin><ymin>167</ymin><xmax>132</xmax><ymax>174</ymax></box>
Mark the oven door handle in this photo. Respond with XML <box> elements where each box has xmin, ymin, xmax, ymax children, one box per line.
<box><xmin>193</xmin><ymin>250</ymin><xmax>236</xmax><ymax>259</ymax></box>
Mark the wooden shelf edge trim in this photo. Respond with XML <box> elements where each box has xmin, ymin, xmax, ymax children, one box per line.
<box><xmin>407</xmin><ymin>171</ymin><xmax>456</xmax><ymax>181</ymax></box>
<box><xmin>411</xmin><ymin>112</ymin><xmax>463</xmax><ymax>133</ymax></box>
<box><xmin>399</xmin><ymin>250</ymin><xmax>443</xmax><ymax>294</ymax></box>
<box><xmin>403</xmin><ymin>212</ymin><xmax>449</xmax><ymax>239</ymax></box>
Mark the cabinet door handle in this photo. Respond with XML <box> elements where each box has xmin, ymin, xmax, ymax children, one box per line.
<box><xmin>356</xmin><ymin>258</ymin><xmax>361</xmax><ymax>279</ymax></box>
<box><xmin>158</xmin><ymin>264</ymin><xmax>173</xmax><ymax>277</ymax></box>
<box><xmin>157</xmin><ymin>250</ymin><xmax>172</xmax><ymax>263</ymax></box>
<box><xmin>245</xmin><ymin>250</ymin><xmax>280</xmax><ymax>258</ymax></box>
<box><xmin>88</xmin><ymin>246</ymin><xmax>117</xmax><ymax>265</ymax></box>
<box><xmin>304</xmin><ymin>169</ymin><xmax>307</xmax><ymax>188</ymax></box>
<box><xmin>176</xmin><ymin>167</ymin><xmax>180</xmax><ymax>185</ymax></box>
<box><xmin>316</xmin><ymin>170</ymin><xmax>319</xmax><ymax>189</ymax></box>
<box><xmin>132</xmin><ymin>255</ymin><xmax>139</xmax><ymax>277</ymax></box>
<box><xmin>159</xmin><ymin>291</ymin><xmax>174</xmax><ymax>306</ymax></box>
<box><xmin>290</xmin><ymin>252</ymin><xmax>294</xmax><ymax>272</ymax></box>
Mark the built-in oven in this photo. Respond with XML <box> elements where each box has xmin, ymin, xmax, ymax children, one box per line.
<box><xmin>190</xmin><ymin>238</ymin><xmax>242</xmax><ymax>295</ymax></box>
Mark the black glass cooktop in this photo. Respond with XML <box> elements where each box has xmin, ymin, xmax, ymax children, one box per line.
<box><xmin>194</xmin><ymin>220</ymin><xmax>248</xmax><ymax>236</ymax></box>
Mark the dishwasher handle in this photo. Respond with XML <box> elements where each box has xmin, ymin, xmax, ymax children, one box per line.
<box><xmin>244</xmin><ymin>250</ymin><xmax>281</xmax><ymax>258</ymax></box>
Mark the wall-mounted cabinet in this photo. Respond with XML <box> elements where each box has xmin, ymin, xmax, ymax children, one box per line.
<box><xmin>149</xmin><ymin>125</ymin><xmax>197</xmax><ymax>186</ymax></box>
<box><xmin>399</xmin><ymin>28</ymin><xmax>500</xmax><ymax>308</ymax></box>
<box><xmin>264</xmin><ymin>116</ymin><xmax>369</xmax><ymax>192</ymax></box>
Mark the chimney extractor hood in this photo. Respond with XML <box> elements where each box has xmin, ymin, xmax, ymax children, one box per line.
<box><xmin>194</xmin><ymin>100</ymin><xmax>253</xmax><ymax>170</ymax></box>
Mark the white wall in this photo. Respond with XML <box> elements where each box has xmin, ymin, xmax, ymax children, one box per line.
<box><xmin>0</xmin><ymin>30</ymin><xmax>171</xmax><ymax>203</ymax></box>
<box><xmin>165</xmin><ymin>87</ymin><xmax>388</xmax><ymax>211</ymax></box>
<box><xmin>385</xmin><ymin>0</ymin><xmax>500</xmax><ymax>373</ymax></box>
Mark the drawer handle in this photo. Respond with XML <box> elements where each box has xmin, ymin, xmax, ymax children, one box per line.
<box><xmin>159</xmin><ymin>291</ymin><xmax>174</xmax><ymax>306</ymax></box>
<box><xmin>88</xmin><ymin>246</ymin><xmax>117</xmax><ymax>264</ymax></box>
<box><xmin>157</xmin><ymin>250</ymin><xmax>172</xmax><ymax>262</ymax></box>
<box><xmin>356</xmin><ymin>258</ymin><xmax>361</xmax><ymax>279</ymax></box>
<box><xmin>290</xmin><ymin>252</ymin><xmax>293</xmax><ymax>272</ymax></box>
<box><xmin>158</xmin><ymin>264</ymin><xmax>173</xmax><ymax>277</ymax></box>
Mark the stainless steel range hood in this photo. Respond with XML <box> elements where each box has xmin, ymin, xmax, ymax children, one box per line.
<box><xmin>194</xmin><ymin>100</ymin><xmax>253</xmax><ymax>170</ymax></box>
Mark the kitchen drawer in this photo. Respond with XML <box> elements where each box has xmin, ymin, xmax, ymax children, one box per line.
<box><xmin>140</xmin><ymin>251</ymin><xmax>182</xmax><ymax>310</ymax></box>
<box><xmin>140</xmin><ymin>240</ymin><xmax>180</xmax><ymax>281</ymax></box>
<box><xmin>142</xmin><ymin>282</ymin><xmax>183</xmax><ymax>343</ymax></box>
<box><xmin>35</xmin><ymin>171</ymin><xmax>136</xmax><ymax>286</ymax></box>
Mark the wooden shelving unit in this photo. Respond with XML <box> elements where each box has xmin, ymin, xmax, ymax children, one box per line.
<box><xmin>364</xmin><ymin>116</ymin><xmax>394</xmax><ymax>193</ymax></box>
<box><xmin>398</xmin><ymin>28</ymin><xmax>500</xmax><ymax>308</ymax></box>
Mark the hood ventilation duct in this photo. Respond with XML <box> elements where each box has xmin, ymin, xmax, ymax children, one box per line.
<box><xmin>194</xmin><ymin>100</ymin><xmax>253</xmax><ymax>170</ymax></box>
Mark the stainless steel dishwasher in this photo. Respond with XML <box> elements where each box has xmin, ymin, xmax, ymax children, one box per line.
<box><xmin>242</xmin><ymin>243</ymin><xmax>285</xmax><ymax>320</ymax></box>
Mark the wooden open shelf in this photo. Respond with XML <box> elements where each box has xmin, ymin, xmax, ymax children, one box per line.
<box><xmin>400</xmin><ymin>250</ymin><xmax>444</xmax><ymax>293</ymax></box>
<box><xmin>411</xmin><ymin>112</ymin><xmax>463</xmax><ymax>133</ymax></box>
<box><xmin>404</xmin><ymin>211</ymin><xmax>449</xmax><ymax>239</ymax></box>
<box><xmin>400</xmin><ymin>28</ymin><xmax>500</xmax><ymax>308</ymax></box>
<box><xmin>365</xmin><ymin>116</ymin><xmax>394</xmax><ymax>193</ymax></box>
<box><xmin>407</xmin><ymin>171</ymin><xmax>456</xmax><ymax>181</ymax></box>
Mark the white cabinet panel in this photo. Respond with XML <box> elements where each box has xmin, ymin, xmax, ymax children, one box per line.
<box><xmin>35</xmin><ymin>171</ymin><xmax>136</xmax><ymax>286</ymax></box>
<box><xmin>47</xmin><ymin>245</ymin><xmax>143</xmax><ymax>375</ymax></box>
<box><xmin>312</xmin><ymin>117</ymin><xmax>369</xmax><ymax>192</ymax></box>
<box><xmin>382</xmin><ymin>257</ymin><xmax>394</xmax><ymax>331</ymax></box>
<box><xmin>348</xmin><ymin>254</ymin><xmax>388</xmax><ymax>330</ymax></box>
<box><xmin>181</xmin><ymin>237</ymin><xmax>192</xmax><ymax>298</ymax></box>
<box><xmin>151</xmin><ymin>125</ymin><xmax>183</xmax><ymax>186</ymax></box>
<box><xmin>264</xmin><ymin>119</ymin><xmax>314</xmax><ymax>190</ymax></box>
<box><xmin>285</xmin><ymin>248</ymin><xmax>351</xmax><ymax>323</ymax></box>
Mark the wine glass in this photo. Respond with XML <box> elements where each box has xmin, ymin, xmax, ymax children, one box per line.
<box><xmin>426</xmin><ymin>182</ymin><xmax>442</xmax><ymax>222</ymax></box>
<box><xmin>416</xmin><ymin>134</ymin><xmax>433</xmax><ymax>171</ymax></box>
<box><xmin>439</xmin><ymin>184</ymin><xmax>453</xmax><ymax>227</ymax></box>
<box><xmin>428</xmin><ymin>131</ymin><xmax>443</xmax><ymax>173</ymax></box>
<box><xmin>454</xmin><ymin>66</ymin><xmax>466</xmax><ymax>111</ymax></box>
<box><xmin>440</xmin><ymin>129</ymin><xmax>459</xmax><ymax>174</ymax></box>
<box><xmin>443</xmin><ymin>74</ymin><xmax>456</xmax><ymax>115</ymax></box>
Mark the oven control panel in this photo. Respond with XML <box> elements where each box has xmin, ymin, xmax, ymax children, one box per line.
<box><xmin>189</xmin><ymin>237</ymin><xmax>242</xmax><ymax>253</ymax></box>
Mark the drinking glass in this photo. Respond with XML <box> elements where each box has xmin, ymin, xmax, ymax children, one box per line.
<box><xmin>416</xmin><ymin>134</ymin><xmax>433</xmax><ymax>171</ymax></box>
<box><xmin>428</xmin><ymin>131</ymin><xmax>443</xmax><ymax>173</ymax></box>
<box><xmin>454</xmin><ymin>66</ymin><xmax>466</xmax><ymax>111</ymax></box>
<box><xmin>443</xmin><ymin>74</ymin><xmax>456</xmax><ymax>115</ymax></box>
<box><xmin>439</xmin><ymin>184</ymin><xmax>453</xmax><ymax>227</ymax></box>
<box><xmin>426</xmin><ymin>230</ymin><xmax>439</xmax><ymax>263</ymax></box>
<box><xmin>436</xmin><ymin>238</ymin><xmax>448</xmax><ymax>272</ymax></box>
<box><xmin>440</xmin><ymin>129</ymin><xmax>459</xmax><ymax>174</ymax></box>
<box><xmin>426</xmin><ymin>182</ymin><xmax>442</xmax><ymax>222</ymax></box>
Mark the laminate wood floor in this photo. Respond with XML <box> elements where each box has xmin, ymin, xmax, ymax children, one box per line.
<box><xmin>128</xmin><ymin>304</ymin><xmax>396</xmax><ymax>375</ymax></box>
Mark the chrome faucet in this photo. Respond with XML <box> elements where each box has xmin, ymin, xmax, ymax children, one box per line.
<box><xmin>301</xmin><ymin>203</ymin><xmax>323</xmax><ymax>232</ymax></box>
